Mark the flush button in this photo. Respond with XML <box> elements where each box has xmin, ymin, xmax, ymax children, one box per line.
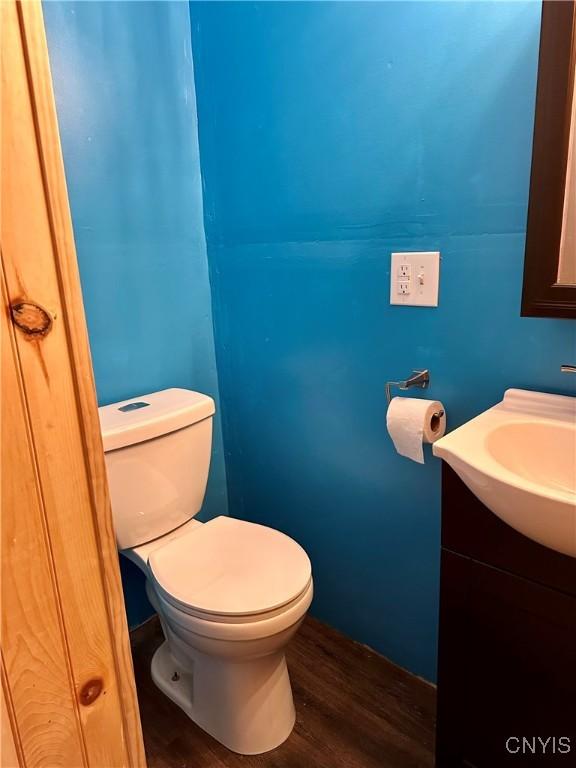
<box><xmin>118</xmin><ymin>401</ymin><xmax>150</xmax><ymax>412</ymax></box>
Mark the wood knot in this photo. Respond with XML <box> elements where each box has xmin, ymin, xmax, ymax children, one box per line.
<box><xmin>10</xmin><ymin>301</ymin><xmax>53</xmax><ymax>338</ymax></box>
<box><xmin>79</xmin><ymin>678</ymin><xmax>104</xmax><ymax>706</ymax></box>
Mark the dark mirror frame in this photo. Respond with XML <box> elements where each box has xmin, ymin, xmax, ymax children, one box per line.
<box><xmin>522</xmin><ymin>0</ymin><xmax>576</xmax><ymax>319</ymax></box>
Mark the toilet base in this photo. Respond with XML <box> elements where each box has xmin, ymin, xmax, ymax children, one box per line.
<box><xmin>150</xmin><ymin>640</ymin><xmax>296</xmax><ymax>755</ymax></box>
<box><xmin>151</xmin><ymin>641</ymin><xmax>195</xmax><ymax>720</ymax></box>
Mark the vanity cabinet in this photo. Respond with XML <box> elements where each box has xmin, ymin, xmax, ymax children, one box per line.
<box><xmin>436</xmin><ymin>464</ymin><xmax>576</xmax><ymax>768</ymax></box>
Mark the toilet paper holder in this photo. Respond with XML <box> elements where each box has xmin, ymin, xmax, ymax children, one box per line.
<box><xmin>385</xmin><ymin>369</ymin><xmax>444</xmax><ymax>418</ymax></box>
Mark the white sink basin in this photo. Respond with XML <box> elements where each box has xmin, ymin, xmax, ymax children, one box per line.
<box><xmin>433</xmin><ymin>389</ymin><xmax>576</xmax><ymax>558</ymax></box>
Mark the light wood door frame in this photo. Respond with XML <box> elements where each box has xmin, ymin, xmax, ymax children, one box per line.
<box><xmin>1</xmin><ymin>1</ymin><xmax>146</xmax><ymax>765</ymax></box>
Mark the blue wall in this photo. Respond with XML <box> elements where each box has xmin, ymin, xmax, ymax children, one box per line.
<box><xmin>190</xmin><ymin>1</ymin><xmax>576</xmax><ymax>680</ymax></box>
<box><xmin>43</xmin><ymin>0</ymin><xmax>576</xmax><ymax>678</ymax></box>
<box><xmin>44</xmin><ymin>1</ymin><xmax>228</xmax><ymax>627</ymax></box>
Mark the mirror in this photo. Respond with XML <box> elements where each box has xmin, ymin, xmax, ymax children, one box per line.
<box><xmin>522</xmin><ymin>0</ymin><xmax>576</xmax><ymax>318</ymax></box>
<box><xmin>558</xmin><ymin>69</ymin><xmax>575</xmax><ymax>285</ymax></box>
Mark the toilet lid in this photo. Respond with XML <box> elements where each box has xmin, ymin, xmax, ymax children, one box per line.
<box><xmin>148</xmin><ymin>516</ymin><xmax>312</xmax><ymax>617</ymax></box>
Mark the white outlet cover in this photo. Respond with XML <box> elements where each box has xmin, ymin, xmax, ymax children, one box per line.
<box><xmin>390</xmin><ymin>251</ymin><xmax>440</xmax><ymax>307</ymax></box>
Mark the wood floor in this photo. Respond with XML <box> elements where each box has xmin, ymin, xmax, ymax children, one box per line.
<box><xmin>130</xmin><ymin>616</ymin><xmax>436</xmax><ymax>768</ymax></box>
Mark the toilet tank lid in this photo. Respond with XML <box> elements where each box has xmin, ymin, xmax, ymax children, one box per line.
<box><xmin>99</xmin><ymin>388</ymin><xmax>215</xmax><ymax>452</ymax></box>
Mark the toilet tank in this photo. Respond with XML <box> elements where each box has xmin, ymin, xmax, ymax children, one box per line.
<box><xmin>99</xmin><ymin>389</ymin><xmax>215</xmax><ymax>550</ymax></box>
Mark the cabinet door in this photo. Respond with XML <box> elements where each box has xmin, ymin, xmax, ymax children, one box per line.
<box><xmin>436</xmin><ymin>551</ymin><xmax>576</xmax><ymax>768</ymax></box>
<box><xmin>1</xmin><ymin>1</ymin><xmax>145</xmax><ymax>765</ymax></box>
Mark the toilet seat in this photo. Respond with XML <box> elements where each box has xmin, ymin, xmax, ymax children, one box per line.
<box><xmin>149</xmin><ymin>516</ymin><xmax>312</xmax><ymax>622</ymax></box>
<box><xmin>153</xmin><ymin>578</ymin><xmax>313</xmax><ymax>643</ymax></box>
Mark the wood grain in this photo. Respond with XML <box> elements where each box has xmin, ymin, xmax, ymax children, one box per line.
<box><xmin>15</xmin><ymin>2</ymin><xmax>146</xmax><ymax>764</ymax></box>
<box><xmin>1</xmin><ymin>272</ymin><xmax>87</xmax><ymax>767</ymax></box>
<box><xmin>2</xmin><ymin>661</ymin><xmax>24</xmax><ymax>768</ymax></box>
<box><xmin>131</xmin><ymin>616</ymin><xmax>436</xmax><ymax>768</ymax></box>
<box><xmin>1</xmin><ymin>1</ymin><xmax>145</xmax><ymax>764</ymax></box>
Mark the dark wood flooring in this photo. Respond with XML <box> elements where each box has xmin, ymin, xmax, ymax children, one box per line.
<box><xmin>130</xmin><ymin>616</ymin><xmax>436</xmax><ymax>768</ymax></box>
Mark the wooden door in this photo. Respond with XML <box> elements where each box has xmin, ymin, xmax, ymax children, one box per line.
<box><xmin>1</xmin><ymin>1</ymin><xmax>146</xmax><ymax>765</ymax></box>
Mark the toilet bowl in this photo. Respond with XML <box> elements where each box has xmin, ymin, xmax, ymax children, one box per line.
<box><xmin>99</xmin><ymin>389</ymin><xmax>312</xmax><ymax>755</ymax></box>
<box><xmin>126</xmin><ymin>515</ymin><xmax>312</xmax><ymax>754</ymax></box>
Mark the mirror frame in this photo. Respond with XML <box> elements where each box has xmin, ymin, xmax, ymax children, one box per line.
<box><xmin>522</xmin><ymin>0</ymin><xmax>576</xmax><ymax>319</ymax></box>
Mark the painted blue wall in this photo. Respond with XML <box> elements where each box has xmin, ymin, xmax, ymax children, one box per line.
<box><xmin>44</xmin><ymin>1</ymin><xmax>228</xmax><ymax>627</ymax></box>
<box><xmin>190</xmin><ymin>1</ymin><xmax>576</xmax><ymax>680</ymax></box>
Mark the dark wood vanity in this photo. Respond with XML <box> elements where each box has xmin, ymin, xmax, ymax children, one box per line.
<box><xmin>436</xmin><ymin>464</ymin><xmax>576</xmax><ymax>768</ymax></box>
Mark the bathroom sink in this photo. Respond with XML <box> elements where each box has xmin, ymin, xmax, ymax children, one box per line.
<box><xmin>433</xmin><ymin>389</ymin><xmax>576</xmax><ymax>558</ymax></box>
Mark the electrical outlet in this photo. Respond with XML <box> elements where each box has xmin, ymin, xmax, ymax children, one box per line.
<box><xmin>390</xmin><ymin>252</ymin><xmax>440</xmax><ymax>306</ymax></box>
<box><xmin>398</xmin><ymin>264</ymin><xmax>411</xmax><ymax>278</ymax></box>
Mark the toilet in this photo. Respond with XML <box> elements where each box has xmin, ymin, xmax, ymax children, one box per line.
<box><xmin>99</xmin><ymin>388</ymin><xmax>313</xmax><ymax>755</ymax></box>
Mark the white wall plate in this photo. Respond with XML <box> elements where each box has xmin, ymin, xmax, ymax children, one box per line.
<box><xmin>390</xmin><ymin>251</ymin><xmax>440</xmax><ymax>307</ymax></box>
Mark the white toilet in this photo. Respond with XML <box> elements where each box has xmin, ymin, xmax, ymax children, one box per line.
<box><xmin>99</xmin><ymin>388</ymin><xmax>313</xmax><ymax>755</ymax></box>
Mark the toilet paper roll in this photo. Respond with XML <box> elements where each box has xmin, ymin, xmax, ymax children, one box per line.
<box><xmin>386</xmin><ymin>397</ymin><xmax>446</xmax><ymax>464</ymax></box>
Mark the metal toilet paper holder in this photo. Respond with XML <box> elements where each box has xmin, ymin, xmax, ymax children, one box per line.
<box><xmin>385</xmin><ymin>369</ymin><xmax>445</xmax><ymax>419</ymax></box>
